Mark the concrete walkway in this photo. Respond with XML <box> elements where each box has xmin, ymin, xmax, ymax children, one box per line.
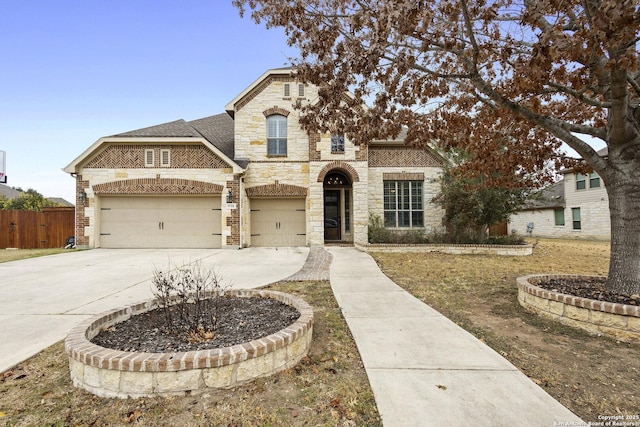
<box><xmin>326</xmin><ymin>247</ymin><xmax>583</xmax><ymax>427</ymax></box>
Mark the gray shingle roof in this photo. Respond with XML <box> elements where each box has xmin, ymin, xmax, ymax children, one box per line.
<box><xmin>110</xmin><ymin>113</ymin><xmax>236</xmax><ymax>161</ymax></box>
<box><xmin>523</xmin><ymin>180</ymin><xmax>565</xmax><ymax>210</ymax></box>
<box><xmin>0</xmin><ymin>184</ymin><xmax>21</xmax><ymax>199</ymax></box>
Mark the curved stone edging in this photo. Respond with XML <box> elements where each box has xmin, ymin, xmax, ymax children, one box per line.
<box><xmin>517</xmin><ymin>274</ymin><xmax>640</xmax><ymax>344</ymax></box>
<box><xmin>65</xmin><ymin>289</ymin><xmax>314</xmax><ymax>398</ymax></box>
<box><xmin>358</xmin><ymin>243</ymin><xmax>533</xmax><ymax>256</ymax></box>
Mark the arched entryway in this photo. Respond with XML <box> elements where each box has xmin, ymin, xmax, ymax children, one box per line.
<box><xmin>323</xmin><ymin>171</ymin><xmax>352</xmax><ymax>242</ymax></box>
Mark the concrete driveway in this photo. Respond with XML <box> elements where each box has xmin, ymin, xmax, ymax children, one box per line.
<box><xmin>0</xmin><ymin>247</ymin><xmax>309</xmax><ymax>373</ymax></box>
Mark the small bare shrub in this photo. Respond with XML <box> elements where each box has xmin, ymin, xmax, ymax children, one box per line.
<box><xmin>151</xmin><ymin>261</ymin><xmax>231</xmax><ymax>340</ymax></box>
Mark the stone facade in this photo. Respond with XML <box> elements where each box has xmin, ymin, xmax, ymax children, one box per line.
<box><xmin>65</xmin><ymin>68</ymin><xmax>445</xmax><ymax>248</ymax></box>
<box><xmin>510</xmin><ymin>173</ymin><xmax>610</xmax><ymax>240</ymax></box>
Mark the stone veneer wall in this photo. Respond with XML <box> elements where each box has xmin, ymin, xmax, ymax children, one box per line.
<box><xmin>367</xmin><ymin>166</ymin><xmax>444</xmax><ymax>233</ymax></box>
<box><xmin>65</xmin><ymin>289</ymin><xmax>314</xmax><ymax>398</ymax></box>
<box><xmin>517</xmin><ymin>275</ymin><xmax>640</xmax><ymax>344</ymax></box>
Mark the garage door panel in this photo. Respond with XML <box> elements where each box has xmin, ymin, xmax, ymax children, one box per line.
<box><xmin>250</xmin><ymin>198</ymin><xmax>306</xmax><ymax>247</ymax></box>
<box><xmin>99</xmin><ymin>196</ymin><xmax>221</xmax><ymax>248</ymax></box>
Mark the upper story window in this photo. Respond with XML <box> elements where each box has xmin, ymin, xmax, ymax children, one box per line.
<box><xmin>576</xmin><ymin>172</ymin><xmax>601</xmax><ymax>190</ymax></box>
<box><xmin>267</xmin><ymin>114</ymin><xmax>287</xmax><ymax>156</ymax></box>
<box><xmin>298</xmin><ymin>84</ymin><xmax>305</xmax><ymax>97</ymax></box>
<box><xmin>331</xmin><ymin>134</ymin><xmax>345</xmax><ymax>153</ymax></box>
<box><xmin>283</xmin><ymin>83</ymin><xmax>291</xmax><ymax>98</ymax></box>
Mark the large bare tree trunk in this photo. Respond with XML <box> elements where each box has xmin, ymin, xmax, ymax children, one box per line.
<box><xmin>606</xmin><ymin>173</ymin><xmax>640</xmax><ymax>296</ymax></box>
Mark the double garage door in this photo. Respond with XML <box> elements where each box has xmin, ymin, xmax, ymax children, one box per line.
<box><xmin>99</xmin><ymin>196</ymin><xmax>221</xmax><ymax>248</ymax></box>
<box><xmin>250</xmin><ymin>198</ymin><xmax>306</xmax><ymax>247</ymax></box>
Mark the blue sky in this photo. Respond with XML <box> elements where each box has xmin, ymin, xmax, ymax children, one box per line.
<box><xmin>1</xmin><ymin>1</ymin><xmax>297</xmax><ymax>202</ymax></box>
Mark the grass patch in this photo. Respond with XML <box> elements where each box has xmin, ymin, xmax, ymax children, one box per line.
<box><xmin>0</xmin><ymin>248</ymin><xmax>73</xmax><ymax>263</ymax></box>
<box><xmin>0</xmin><ymin>280</ymin><xmax>381</xmax><ymax>427</ymax></box>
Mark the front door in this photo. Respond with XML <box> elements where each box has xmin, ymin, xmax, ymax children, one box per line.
<box><xmin>324</xmin><ymin>190</ymin><xmax>341</xmax><ymax>241</ymax></box>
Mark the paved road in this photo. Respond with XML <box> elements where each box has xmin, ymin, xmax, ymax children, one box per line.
<box><xmin>0</xmin><ymin>247</ymin><xmax>308</xmax><ymax>372</ymax></box>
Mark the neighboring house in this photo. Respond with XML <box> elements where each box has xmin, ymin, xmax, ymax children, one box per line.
<box><xmin>0</xmin><ymin>184</ymin><xmax>21</xmax><ymax>200</ymax></box>
<box><xmin>64</xmin><ymin>68</ymin><xmax>444</xmax><ymax>249</ymax></box>
<box><xmin>510</xmin><ymin>148</ymin><xmax>610</xmax><ymax>239</ymax></box>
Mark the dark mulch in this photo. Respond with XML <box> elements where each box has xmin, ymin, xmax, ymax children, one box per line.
<box><xmin>535</xmin><ymin>277</ymin><xmax>640</xmax><ymax>306</ymax></box>
<box><xmin>91</xmin><ymin>297</ymin><xmax>300</xmax><ymax>353</ymax></box>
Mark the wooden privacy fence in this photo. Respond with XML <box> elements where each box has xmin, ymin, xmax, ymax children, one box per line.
<box><xmin>0</xmin><ymin>207</ymin><xmax>75</xmax><ymax>249</ymax></box>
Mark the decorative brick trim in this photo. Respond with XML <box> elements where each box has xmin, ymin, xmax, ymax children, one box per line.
<box><xmin>65</xmin><ymin>289</ymin><xmax>314</xmax><ymax>398</ymax></box>
<box><xmin>517</xmin><ymin>274</ymin><xmax>640</xmax><ymax>344</ymax></box>
<box><xmin>226</xmin><ymin>177</ymin><xmax>241</xmax><ymax>246</ymax></box>
<box><xmin>316</xmin><ymin>161</ymin><xmax>361</xmax><ymax>183</ymax></box>
<box><xmin>368</xmin><ymin>146</ymin><xmax>442</xmax><ymax>167</ymax></box>
<box><xmin>245</xmin><ymin>181</ymin><xmax>308</xmax><ymax>198</ymax></box>
<box><xmin>93</xmin><ymin>178</ymin><xmax>223</xmax><ymax>195</ymax></box>
<box><xmin>235</xmin><ymin>75</ymin><xmax>292</xmax><ymax>112</ymax></box>
<box><xmin>309</xmin><ymin>132</ymin><xmax>321</xmax><ymax>161</ymax></box>
<box><xmin>263</xmin><ymin>106</ymin><xmax>290</xmax><ymax>117</ymax></box>
<box><xmin>383</xmin><ymin>172</ymin><xmax>425</xmax><ymax>181</ymax></box>
<box><xmin>83</xmin><ymin>144</ymin><xmax>229</xmax><ymax>169</ymax></box>
<box><xmin>75</xmin><ymin>175</ymin><xmax>90</xmax><ymax>247</ymax></box>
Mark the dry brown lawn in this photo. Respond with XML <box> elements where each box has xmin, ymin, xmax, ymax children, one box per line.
<box><xmin>371</xmin><ymin>238</ymin><xmax>639</xmax><ymax>423</ymax></box>
<box><xmin>1</xmin><ymin>240</ymin><xmax>638</xmax><ymax>425</ymax></box>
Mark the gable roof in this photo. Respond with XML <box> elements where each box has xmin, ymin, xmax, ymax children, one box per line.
<box><xmin>64</xmin><ymin>113</ymin><xmax>241</xmax><ymax>174</ymax></box>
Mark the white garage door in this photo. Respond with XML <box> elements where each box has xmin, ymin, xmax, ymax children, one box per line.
<box><xmin>99</xmin><ymin>196</ymin><xmax>222</xmax><ymax>248</ymax></box>
<box><xmin>250</xmin><ymin>198</ymin><xmax>306</xmax><ymax>247</ymax></box>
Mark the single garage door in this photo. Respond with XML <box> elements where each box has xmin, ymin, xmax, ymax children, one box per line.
<box><xmin>250</xmin><ymin>198</ymin><xmax>306</xmax><ymax>247</ymax></box>
<box><xmin>99</xmin><ymin>196</ymin><xmax>222</xmax><ymax>248</ymax></box>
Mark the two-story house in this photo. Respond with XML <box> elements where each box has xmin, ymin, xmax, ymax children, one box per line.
<box><xmin>64</xmin><ymin>68</ymin><xmax>444</xmax><ymax>248</ymax></box>
<box><xmin>509</xmin><ymin>148</ymin><xmax>610</xmax><ymax>239</ymax></box>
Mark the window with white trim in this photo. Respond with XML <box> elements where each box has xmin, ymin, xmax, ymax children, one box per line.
<box><xmin>383</xmin><ymin>181</ymin><xmax>424</xmax><ymax>227</ymax></box>
<box><xmin>144</xmin><ymin>149</ymin><xmax>154</xmax><ymax>167</ymax></box>
<box><xmin>267</xmin><ymin>114</ymin><xmax>287</xmax><ymax>155</ymax></box>
<box><xmin>554</xmin><ymin>208</ymin><xmax>565</xmax><ymax>226</ymax></box>
<box><xmin>298</xmin><ymin>83</ymin><xmax>305</xmax><ymax>97</ymax></box>
<box><xmin>283</xmin><ymin>83</ymin><xmax>290</xmax><ymax>98</ymax></box>
<box><xmin>589</xmin><ymin>173</ymin><xmax>600</xmax><ymax>188</ymax></box>
<box><xmin>160</xmin><ymin>149</ymin><xmax>171</xmax><ymax>167</ymax></box>
<box><xmin>576</xmin><ymin>173</ymin><xmax>586</xmax><ymax>190</ymax></box>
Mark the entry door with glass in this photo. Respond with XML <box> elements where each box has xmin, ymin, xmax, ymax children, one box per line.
<box><xmin>324</xmin><ymin>190</ymin><xmax>341</xmax><ymax>241</ymax></box>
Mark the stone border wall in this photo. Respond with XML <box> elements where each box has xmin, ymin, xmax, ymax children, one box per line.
<box><xmin>358</xmin><ymin>243</ymin><xmax>533</xmax><ymax>256</ymax></box>
<box><xmin>65</xmin><ymin>290</ymin><xmax>314</xmax><ymax>398</ymax></box>
<box><xmin>517</xmin><ymin>275</ymin><xmax>640</xmax><ymax>344</ymax></box>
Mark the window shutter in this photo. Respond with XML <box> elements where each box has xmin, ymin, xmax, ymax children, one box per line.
<box><xmin>283</xmin><ymin>83</ymin><xmax>290</xmax><ymax>97</ymax></box>
<box><xmin>298</xmin><ymin>84</ymin><xmax>305</xmax><ymax>97</ymax></box>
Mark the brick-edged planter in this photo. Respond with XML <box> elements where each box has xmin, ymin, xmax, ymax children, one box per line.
<box><xmin>517</xmin><ymin>275</ymin><xmax>640</xmax><ymax>344</ymax></box>
<box><xmin>65</xmin><ymin>289</ymin><xmax>314</xmax><ymax>398</ymax></box>
<box><xmin>358</xmin><ymin>243</ymin><xmax>533</xmax><ymax>256</ymax></box>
